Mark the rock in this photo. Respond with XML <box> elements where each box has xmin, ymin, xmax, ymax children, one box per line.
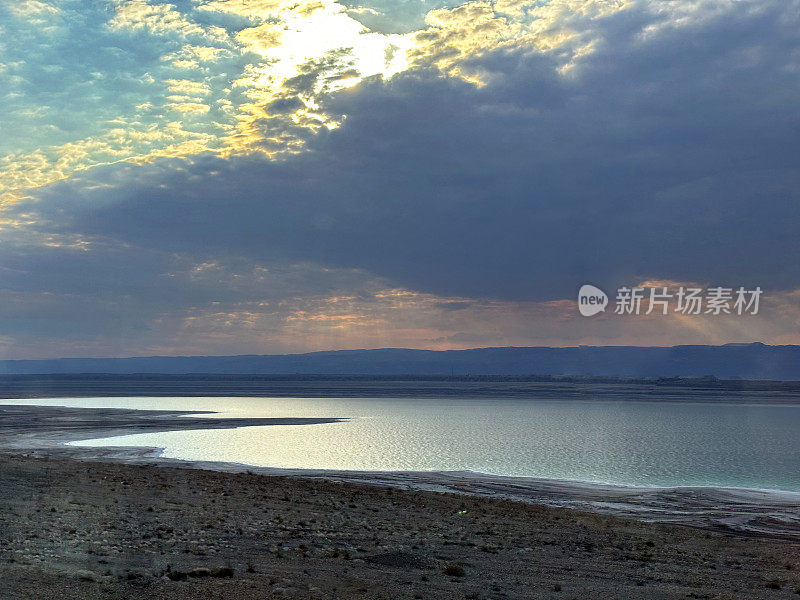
<box><xmin>365</xmin><ymin>551</ymin><xmax>430</xmax><ymax>569</ymax></box>
<box><xmin>74</xmin><ymin>569</ymin><xmax>101</xmax><ymax>582</ymax></box>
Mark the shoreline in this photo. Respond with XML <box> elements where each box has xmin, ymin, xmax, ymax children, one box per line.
<box><xmin>68</xmin><ymin>442</ymin><xmax>800</xmax><ymax>497</ymax></box>
<box><xmin>4</xmin><ymin>404</ymin><xmax>800</xmax><ymax>598</ymax></box>
<box><xmin>3</xmin><ymin>453</ymin><xmax>800</xmax><ymax>598</ymax></box>
<box><xmin>4</xmin><ymin>404</ymin><xmax>800</xmax><ymax>540</ymax></box>
<box><xmin>5</xmin><ymin>374</ymin><xmax>800</xmax><ymax>403</ymax></box>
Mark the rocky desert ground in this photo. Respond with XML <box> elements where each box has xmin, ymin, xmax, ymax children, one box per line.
<box><xmin>2</xmin><ymin>452</ymin><xmax>800</xmax><ymax>600</ymax></box>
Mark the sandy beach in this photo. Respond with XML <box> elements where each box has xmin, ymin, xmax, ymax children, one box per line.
<box><xmin>3</xmin><ymin>404</ymin><xmax>800</xmax><ymax>599</ymax></box>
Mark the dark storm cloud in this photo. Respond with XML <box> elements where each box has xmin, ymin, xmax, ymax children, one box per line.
<box><xmin>8</xmin><ymin>0</ymin><xmax>800</xmax><ymax>307</ymax></box>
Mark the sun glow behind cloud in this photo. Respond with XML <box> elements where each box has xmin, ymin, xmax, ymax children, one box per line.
<box><xmin>2</xmin><ymin>0</ymin><xmax>799</xmax><ymax>357</ymax></box>
<box><xmin>0</xmin><ymin>0</ymin><xmax>417</xmax><ymax>204</ymax></box>
<box><xmin>0</xmin><ymin>0</ymin><xmax>634</xmax><ymax>206</ymax></box>
<box><xmin>217</xmin><ymin>0</ymin><xmax>415</xmax><ymax>153</ymax></box>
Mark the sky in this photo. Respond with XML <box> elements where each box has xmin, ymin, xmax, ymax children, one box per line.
<box><xmin>1</xmin><ymin>0</ymin><xmax>799</xmax><ymax>359</ymax></box>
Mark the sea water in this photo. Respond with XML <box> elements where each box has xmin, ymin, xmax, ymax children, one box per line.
<box><xmin>4</xmin><ymin>396</ymin><xmax>800</xmax><ymax>491</ymax></box>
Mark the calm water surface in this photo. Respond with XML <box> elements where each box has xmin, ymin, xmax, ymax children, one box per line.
<box><xmin>5</xmin><ymin>396</ymin><xmax>800</xmax><ymax>491</ymax></box>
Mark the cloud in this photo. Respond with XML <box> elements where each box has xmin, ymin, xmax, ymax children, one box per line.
<box><xmin>20</xmin><ymin>0</ymin><xmax>799</xmax><ymax>296</ymax></box>
<box><xmin>0</xmin><ymin>0</ymin><xmax>414</xmax><ymax>203</ymax></box>
<box><xmin>2</xmin><ymin>0</ymin><xmax>800</xmax><ymax>356</ymax></box>
<box><xmin>164</xmin><ymin>79</ymin><xmax>212</xmax><ymax>95</ymax></box>
<box><xmin>108</xmin><ymin>0</ymin><xmax>226</xmax><ymax>40</ymax></box>
<box><xmin>0</xmin><ymin>1</ymin><xmax>241</xmax><ymax>205</ymax></box>
<box><xmin>168</xmin><ymin>102</ymin><xmax>211</xmax><ymax>113</ymax></box>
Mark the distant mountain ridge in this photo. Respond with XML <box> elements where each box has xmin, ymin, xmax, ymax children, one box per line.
<box><xmin>2</xmin><ymin>343</ymin><xmax>800</xmax><ymax>380</ymax></box>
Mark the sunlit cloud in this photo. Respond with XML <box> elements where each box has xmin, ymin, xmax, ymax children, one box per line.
<box><xmin>107</xmin><ymin>0</ymin><xmax>226</xmax><ymax>40</ymax></box>
<box><xmin>216</xmin><ymin>0</ymin><xmax>415</xmax><ymax>154</ymax></box>
<box><xmin>2</xmin><ymin>0</ymin><xmax>799</xmax><ymax>357</ymax></box>
<box><xmin>6</xmin><ymin>0</ymin><xmax>60</xmax><ymax>19</ymax></box>
<box><xmin>1</xmin><ymin>0</ymin><xmax>414</xmax><ymax>201</ymax></box>
<box><xmin>0</xmin><ymin>119</ymin><xmax>221</xmax><ymax>206</ymax></box>
<box><xmin>409</xmin><ymin>0</ymin><xmax>631</xmax><ymax>82</ymax></box>
<box><xmin>6</xmin><ymin>272</ymin><xmax>800</xmax><ymax>359</ymax></box>
<box><xmin>0</xmin><ymin>0</ymin><xmax>633</xmax><ymax>204</ymax></box>
<box><xmin>168</xmin><ymin>102</ymin><xmax>212</xmax><ymax>113</ymax></box>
